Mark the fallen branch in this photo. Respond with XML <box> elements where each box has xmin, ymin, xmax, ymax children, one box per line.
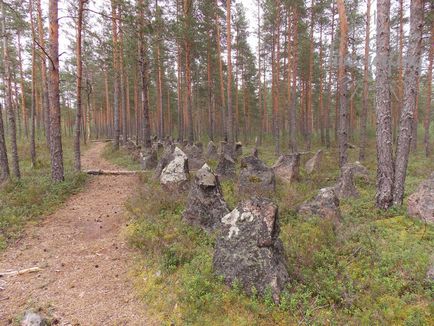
<box><xmin>83</xmin><ymin>169</ymin><xmax>141</xmax><ymax>175</ymax></box>
<box><xmin>90</xmin><ymin>139</ymin><xmax>113</xmax><ymax>143</ymax></box>
<box><xmin>0</xmin><ymin>267</ymin><xmax>42</xmax><ymax>277</ymax></box>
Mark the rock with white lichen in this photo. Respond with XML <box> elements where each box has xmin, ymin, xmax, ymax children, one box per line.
<box><xmin>160</xmin><ymin>147</ymin><xmax>190</xmax><ymax>190</ymax></box>
<box><xmin>213</xmin><ymin>198</ymin><xmax>289</xmax><ymax>303</ymax></box>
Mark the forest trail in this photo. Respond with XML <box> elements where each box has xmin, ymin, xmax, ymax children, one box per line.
<box><xmin>0</xmin><ymin>142</ymin><xmax>150</xmax><ymax>325</ymax></box>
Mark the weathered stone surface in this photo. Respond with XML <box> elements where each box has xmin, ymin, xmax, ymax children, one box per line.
<box><xmin>407</xmin><ymin>173</ymin><xmax>434</xmax><ymax>224</ymax></box>
<box><xmin>182</xmin><ymin>164</ymin><xmax>229</xmax><ymax>231</ymax></box>
<box><xmin>21</xmin><ymin>311</ymin><xmax>46</xmax><ymax>326</ymax></box>
<box><xmin>238</xmin><ymin>156</ymin><xmax>275</xmax><ymax>196</ymax></box>
<box><xmin>219</xmin><ymin>141</ymin><xmax>235</xmax><ymax>160</ymax></box>
<box><xmin>140</xmin><ymin>148</ymin><xmax>158</xmax><ymax>170</ymax></box>
<box><xmin>252</xmin><ymin>147</ymin><xmax>259</xmax><ymax>158</ymax></box>
<box><xmin>152</xmin><ymin>141</ymin><xmax>164</xmax><ymax>152</ymax></box>
<box><xmin>342</xmin><ymin>161</ymin><xmax>369</xmax><ymax>182</ymax></box>
<box><xmin>207</xmin><ymin>141</ymin><xmax>218</xmax><ymax>160</ymax></box>
<box><xmin>216</xmin><ymin>154</ymin><xmax>236</xmax><ymax>179</ymax></box>
<box><xmin>272</xmin><ymin>153</ymin><xmax>300</xmax><ymax>183</ymax></box>
<box><xmin>184</xmin><ymin>144</ymin><xmax>205</xmax><ymax>170</ymax></box>
<box><xmin>235</xmin><ymin>142</ymin><xmax>243</xmax><ymax>158</ymax></box>
<box><xmin>213</xmin><ymin>198</ymin><xmax>289</xmax><ymax>303</ymax></box>
<box><xmin>298</xmin><ymin>187</ymin><xmax>341</xmax><ymax>223</ymax></box>
<box><xmin>305</xmin><ymin>149</ymin><xmax>323</xmax><ymax>174</ymax></box>
<box><xmin>154</xmin><ymin>144</ymin><xmax>175</xmax><ymax>179</ymax></box>
<box><xmin>160</xmin><ymin>147</ymin><xmax>190</xmax><ymax>190</ymax></box>
<box><xmin>334</xmin><ymin>167</ymin><xmax>359</xmax><ymax>199</ymax></box>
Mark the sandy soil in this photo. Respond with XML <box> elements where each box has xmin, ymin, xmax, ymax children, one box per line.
<box><xmin>0</xmin><ymin>142</ymin><xmax>150</xmax><ymax>325</ymax></box>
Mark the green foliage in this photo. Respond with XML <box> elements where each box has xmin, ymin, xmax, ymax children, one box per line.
<box><xmin>125</xmin><ymin>141</ymin><xmax>433</xmax><ymax>325</ymax></box>
<box><xmin>102</xmin><ymin>144</ymin><xmax>141</xmax><ymax>171</ymax></box>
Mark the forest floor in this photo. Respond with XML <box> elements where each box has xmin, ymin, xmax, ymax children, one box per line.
<box><xmin>0</xmin><ymin>142</ymin><xmax>150</xmax><ymax>325</ymax></box>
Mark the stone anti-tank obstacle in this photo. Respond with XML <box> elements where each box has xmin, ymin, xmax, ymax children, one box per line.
<box><xmin>238</xmin><ymin>155</ymin><xmax>275</xmax><ymax>196</ymax></box>
<box><xmin>272</xmin><ymin>153</ymin><xmax>301</xmax><ymax>183</ymax></box>
<box><xmin>298</xmin><ymin>186</ymin><xmax>341</xmax><ymax>225</ymax></box>
<box><xmin>160</xmin><ymin>147</ymin><xmax>190</xmax><ymax>191</ymax></box>
<box><xmin>182</xmin><ymin>164</ymin><xmax>230</xmax><ymax>232</ymax></box>
<box><xmin>305</xmin><ymin>149</ymin><xmax>323</xmax><ymax>174</ymax></box>
<box><xmin>213</xmin><ymin>197</ymin><xmax>289</xmax><ymax>304</ymax></box>
<box><xmin>407</xmin><ymin>172</ymin><xmax>434</xmax><ymax>225</ymax></box>
<box><xmin>334</xmin><ymin>165</ymin><xmax>359</xmax><ymax>199</ymax></box>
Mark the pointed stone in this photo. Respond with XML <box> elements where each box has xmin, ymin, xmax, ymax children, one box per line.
<box><xmin>272</xmin><ymin>153</ymin><xmax>300</xmax><ymax>183</ymax></box>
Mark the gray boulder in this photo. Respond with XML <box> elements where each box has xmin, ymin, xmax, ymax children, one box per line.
<box><xmin>213</xmin><ymin>198</ymin><xmax>289</xmax><ymax>303</ymax></box>
<box><xmin>334</xmin><ymin>166</ymin><xmax>359</xmax><ymax>199</ymax></box>
<box><xmin>305</xmin><ymin>149</ymin><xmax>323</xmax><ymax>174</ymax></box>
<box><xmin>184</xmin><ymin>143</ymin><xmax>205</xmax><ymax>170</ymax></box>
<box><xmin>140</xmin><ymin>148</ymin><xmax>158</xmax><ymax>170</ymax></box>
<box><xmin>160</xmin><ymin>147</ymin><xmax>190</xmax><ymax>190</ymax></box>
<box><xmin>272</xmin><ymin>153</ymin><xmax>300</xmax><ymax>183</ymax></box>
<box><xmin>407</xmin><ymin>173</ymin><xmax>434</xmax><ymax>225</ymax></box>
<box><xmin>216</xmin><ymin>154</ymin><xmax>236</xmax><ymax>179</ymax></box>
<box><xmin>342</xmin><ymin>161</ymin><xmax>369</xmax><ymax>182</ymax></box>
<box><xmin>21</xmin><ymin>311</ymin><xmax>46</xmax><ymax>326</ymax></box>
<box><xmin>154</xmin><ymin>144</ymin><xmax>175</xmax><ymax>179</ymax></box>
<box><xmin>207</xmin><ymin>141</ymin><xmax>218</xmax><ymax>160</ymax></box>
<box><xmin>298</xmin><ymin>187</ymin><xmax>341</xmax><ymax>224</ymax></box>
<box><xmin>182</xmin><ymin>164</ymin><xmax>229</xmax><ymax>231</ymax></box>
<box><xmin>219</xmin><ymin>141</ymin><xmax>235</xmax><ymax>160</ymax></box>
<box><xmin>238</xmin><ymin>156</ymin><xmax>275</xmax><ymax>196</ymax></box>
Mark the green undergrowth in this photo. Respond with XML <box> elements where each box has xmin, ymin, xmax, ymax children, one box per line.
<box><xmin>124</xmin><ymin>140</ymin><xmax>433</xmax><ymax>325</ymax></box>
<box><xmin>0</xmin><ymin>138</ymin><xmax>88</xmax><ymax>250</ymax></box>
<box><xmin>102</xmin><ymin>143</ymin><xmax>142</xmax><ymax>171</ymax></box>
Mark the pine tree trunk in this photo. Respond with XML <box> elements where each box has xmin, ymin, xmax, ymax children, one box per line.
<box><xmin>29</xmin><ymin>0</ymin><xmax>37</xmax><ymax>167</ymax></box>
<box><xmin>226</xmin><ymin>0</ymin><xmax>234</xmax><ymax>144</ymax></box>
<box><xmin>48</xmin><ymin>0</ymin><xmax>64</xmax><ymax>182</ymax></box>
<box><xmin>74</xmin><ymin>0</ymin><xmax>85</xmax><ymax>171</ymax></box>
<box><xmin>111</xmin><ymin>0</ymin><xmax>120</xmax><ymax>150</ymax></box>
<box><xmin>359</xmin><ymin>0</ymin><xmax>370</xmax><ymax>161</ymax></box>
<box><xmin>36</xmin><ymin>0</ymin><xmax>50</xmax><ymax>148</ymax></box>
<box><xmin>424</xmin><ymin>21</ymin><xmax>433</xmax><ymax>156</ymax></box>
<box><xmin>289</xmin><ymin>7</ymin><xmax>299</xmax><ymax>153</ymax></box>
<box><xmin>306</xmin><ymin>0</ymin><xmax>315</xmax><ymax>150</ymax></box>
<box><xmin>17</xmin><ymin>31</ymin><xmax>28</xmax><ymax>138</ymax></box>
<box><xmin>393</xmin><ymin>0</ymin><xmax>424</xmax><ymax>205</ymax></box>
<box><xmin>2</xmin><ymin>1</ymin><xmax>20</xmax><ymax>179</ymax></box>
<box><xmin>375</xmin><ymin>0</ymin><xmax>393</xmax><ymax>209</ymax></box>
<box><xmin>137</xmin><ymin>0</ymin><xmax>151</xmax><ymax>149</ymax></box>
<box><xmin>336</xmin><ymin>0</ymin><xmax>349</xmax><ymax>168</ymax></box>
<box><xmin>215</xmin><ymin>1</ymin><xmax>226</xmax><ymax>139</ymax></box>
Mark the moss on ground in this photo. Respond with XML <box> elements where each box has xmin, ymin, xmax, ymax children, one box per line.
<box><xmin>121</xmin><ymin>139</ymin><xmax>433</xmax><ymax>325</ymax></box>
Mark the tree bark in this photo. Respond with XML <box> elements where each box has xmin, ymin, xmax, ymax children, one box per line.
<box><xmin>48</xmin><ymin>0</ymin><xmax>64</xmax><ymax>182</ymax></box>
<box><xmin>226</xmin><ymin>0</ymin><xmax>234</xmax><ymax>144</ymax></box>
<box><xmin>2</xmin><ymin>1</ymin><xmax>20</xmax><ymax>179</ymax></box>
<box><xmin>359</xmin><ymin>0</ymin><xmax>370</xmax><ymax>161</ymax></box>
<box><xmin>111</xmin><ymin>0</ymin><xmax>120</xmax><ymax>150</ymax></box>
<box><xmin>393</xmin><ymin>0</ymin><xmax>424</xmax><ymax>205</ymax></box>
<box><xmin>36</xmin><ymin>0</ymin><xmax>50</xmax><ymax>148</ymax></box>
<box><xmin>17</xmin><ymin>31</ymin><xmax>28</xmax><ymax>138</ymax></box>
<box><xmin>336</xmin><ymin>0</ymin><xmax>349</xmax><ymax>168</ymax></box>
<box><xmin>289</xmin><ymin>7</ymin><xmax>299</xmax><ymax>153</ymax></box>
<box><xmin>74</xmin><ymin>0</ymin><xmax>85</xmax><ymax>171</ymax></box>
<box><xmin>29</xmin><ymin>0</ymin><xmax>37</xmax><ymax>167</ymax></box>
<box><xmin>137</xmin><ymin>0</ymin><xmax>151</xmax><ymax>149</ymax></box>
<box><xmin>424</xmin><ymin>20</ymin><xmax>433</xmax><ymax>156</ymax></box>
<box><xmin>375</xmin><ymin>0</ymin><xmax>393</xmax><ymax>209</ymax></box>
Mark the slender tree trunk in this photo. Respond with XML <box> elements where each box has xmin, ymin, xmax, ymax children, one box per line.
<box><xmin>393</xmin><ymin>0</ymin><xmax>424</xmax><ymax>205</ymax></box>
<box><xmin>424</xmin><ymin>21</ymin><xmax>433</xmax><ymax>156</ymax></box>
<box><xmin>74</xmin><ymin>0</ymin><xmax>85</xmax><ymax>171</ymax></box>
<box><xmin>359</xmin><ymin>0</ymin><xmax>370</xmax><ymax>161</ymax></box>
<box><xmin>29</xmin><ymin>0</ymin><xmax>37</xmax><ymax>167</ymax></box>
<box><xmin>215</xmin><ymin>0</ymin><xmax>226</xmax><ymax>139</ymax></box>
<box><xmin>111</xmin><ymin>0</ymin><xmax>120</xmax><ymax>150</ymax></box>
<box><xmin>375</xmin><ymin>0</ymin><xmax>393</xmax><ymax>209</ymax></box>
<box><xmin>207</xmin><ymin>30</ymin><xmax>214</xmax><ymax>141</ymax></box>
<box><xmin>257</xmin><ymin>0</ymin><xmax>263</xmax><ymax>145</ymax></box>
<box><xmin>119</xmin><ymin>13</ymin><xmax>127</xmax><ymax>144</ymax></box>
<box><xmin>289</xmin><ymin>7</ymin><xmax>299</xmax><ymax>153</ymax></box>
<box><xmin>318</xmin><ymin>20</ymin><xmax>324</xmax><ymax>145</ymax></box>
<box><xmin>226</xmin><ymin>0</ymin><xmax>234</xmax><ymax>144</ymax></box>
<box><xmin>48</xmin><ymin>0</ymin><xmax>64</xmax><ymax>182</ymax></box>
<box><xmin>138</xmin><ymin>0</ymin><xmax>151</xmax><ymax>148</ymax></box>
<box><xmin>336</xmin><ymin>0</ymin><xmax>349</xmax><ymax>168</ymax></box>
<box><xmin>306</xmin><ymin>0</ymin><xmax>314</xmax><ymax>150</ymax></box>
<box><xmin>184</xmin><ymin>0</ymin><xmax>194</xmax><ymax>144</ymax></box>
<box><xmin>0</xmin><ymin>102</ymin><xmax>8</xmax><ymax>183</ymax></box>
<box><xmin>17</xmin><ymin>31</ymin><xmax>28</xmax><ymax>138</ymax></box>
<box><xmin>2</xmin><ymin>1</ymin><xmax>20</xmax><ymax>179</ymax></box>
<box><xmin>36</xmin><ymin>0</ymin><xmax>50</xmax><ymax>148</ymax></box>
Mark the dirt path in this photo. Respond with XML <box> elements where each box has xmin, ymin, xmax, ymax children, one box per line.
<box><xmin>0</xmin><ymin>142</ymin><xmax>149</xmax><ymax>325</ymax></box>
